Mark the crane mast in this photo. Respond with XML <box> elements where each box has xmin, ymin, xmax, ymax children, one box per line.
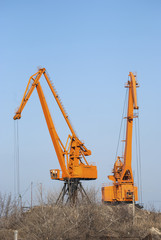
<box><xmin>14</xmin><ymin>68</ymin><xmax>97</xmax><ymax>203</ymax></box>
<box><xmin>102</xmin><ymin>72</ymin><xmax>139</xmax><ymax>203</ymax></box>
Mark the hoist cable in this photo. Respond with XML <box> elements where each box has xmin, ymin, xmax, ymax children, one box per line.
<box><xmin>122</xmin><ymin>100</ymin><xmax>127</xmax><ymax>160</ymax></box>
<box><xmin>138</xmin><ymin>115</ymin><xmax>143</xmax><ymax>204</ymax></box>
<box><xmin>115</xmin><ymin>88</ymin><xmax>128</xmax><ymax>161</ymax></box>
<box><xmin>16</xmin><ymin>121</ymin><xmax>20</xmax><ymax>198</ymax></box>
<box><xmin>13</xmin><ymin>121</ymin><xmax>20</xmax><ymax>200</ymax></box>
<box><xmin>135</xmin><ymin>117</ymin><xmax>140</xmax><ymax>202</ymax></box>
<box><xmin>134</xmin><ymin>109</ymin><xmax>143</xmax><ymax>205</ymax></box>
<box><xmin>14</xmin><ymin>121</ymin><xmax>16</xmax><ymax>198</ymax></box>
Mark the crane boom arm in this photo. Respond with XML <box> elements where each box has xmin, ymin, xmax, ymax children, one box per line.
<box><xmin>121</xmin><ymin>72</ymin><xmax>138</xmax><ymax>182</ymax></box>
<box><xmin>36</xmin><ymin>83</ymin><xmax>69</xmax><ymax>178</ymax></box>
<box><xmin>129</xmin><ymin>72</ymin><xmax>138</xmax><ymax>110</ymax></box>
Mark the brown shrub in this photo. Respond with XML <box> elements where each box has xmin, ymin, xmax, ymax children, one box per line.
<box><xmin>0</xmin><ymin>191</ymin><xmax>161</xmax><ymax>240</ymax></box>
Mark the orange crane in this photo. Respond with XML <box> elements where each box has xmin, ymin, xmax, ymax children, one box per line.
<box><xmin>13</xmin><ymin>68</ymin><xmax>97</xmax><ymax>204</ymax></box>
<box><xmin>102</xmin><ymin>72</ymin><xmax>139</xmax><ymax>203</ymax></box>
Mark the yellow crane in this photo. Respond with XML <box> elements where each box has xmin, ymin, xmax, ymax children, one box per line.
<box><xmin>13</xmin><ymin>68</ymin><xmax>97</xmax><ymax>204</ymax></box>
<box><xmin>102</xmin><ymin>72</ymin><xmax>139</xmax><ymax>203</ymax></box>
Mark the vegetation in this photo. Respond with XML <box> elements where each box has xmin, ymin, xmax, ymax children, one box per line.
<box><xmin>0</xmin><ymin>191</ymin><xmax>161</xmax><ymax>240</ymax></box>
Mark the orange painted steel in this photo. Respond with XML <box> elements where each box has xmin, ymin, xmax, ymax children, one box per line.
<box><xmin>102</xmin><ymin>72</ymin><xmax>139</xmax><ymax>203</ymax></box>
<box><xmin>13</xmin><ymin>68</ymin><xmax>97</xmax><ymax>181</ymax></box>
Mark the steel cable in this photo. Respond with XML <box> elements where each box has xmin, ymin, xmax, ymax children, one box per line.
<box><xmin>115</xmin><ymin>88</ymin><xmax>128</xmax><ymax>161</ymax></box>
<box><xmin>14</xmin><ymin>121</ymin><xmax>20</xmax><ymax>201</ymax></box>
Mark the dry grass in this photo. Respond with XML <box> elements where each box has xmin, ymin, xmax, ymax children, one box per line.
<box><xmin>0</xmin><ymin>191</ymin><xmax>161</xmax><ymax>240</ymax></box>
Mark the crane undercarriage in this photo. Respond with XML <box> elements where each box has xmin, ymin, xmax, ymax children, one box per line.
<box><xmin>56</xmin><ymin>179</ymin><xmax>90</xmax><ymax>205</ymax></box>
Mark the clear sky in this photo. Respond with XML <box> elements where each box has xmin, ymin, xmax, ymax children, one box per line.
<box><xmin>1</xmin><ymin>0</ymin><xmax>161</xmax><ymax>208</ymax></box>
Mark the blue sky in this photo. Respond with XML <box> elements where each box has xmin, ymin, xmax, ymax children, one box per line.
<box><xmin>1</xmin><ymin>0</ymin><xmax>161</xmax><ymax>208</ymax></box>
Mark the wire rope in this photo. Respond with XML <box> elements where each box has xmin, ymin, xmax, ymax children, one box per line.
<box><xmin>115</xmin><ymin>88</ymin><xmax>128</xmax><ymax>161</ymax></box>
<box><xmin>135</xmin><ymin>73</ymin><xmax>143</xmax><ymax>205</ymax></box>
<box><xmin>14</xmin><ymin>121</ymin><xmax>16</xmax><ymax>198</ymax></box>
<box><xmin>17</xmin><ymin>121</ymin><xmax>20</xmax><ymax>198</ymax></box>
<box><xmin>13</xmin><ymin>121</ymin><xmax>20</xmax><ymax>201</ymax></box>
<box><xmin>138</xmin><ymin>114</ymin><xmax>143</xmax><ymax>204</ymax></box>
<box><xmin>135</xmin><ymin>116</ymin><xmax>140</xmax><ymax>203</ymax></box>
<box><xmin>122</xmin><ymin>97</ymin><xmax>127</xmax><ymax>160</ymax></box>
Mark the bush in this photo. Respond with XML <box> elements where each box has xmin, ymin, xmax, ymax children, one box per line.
<box><xmin>0</xmin><ymin>191</ymin><xmax>161</xmax><ymax>240</ymax></box>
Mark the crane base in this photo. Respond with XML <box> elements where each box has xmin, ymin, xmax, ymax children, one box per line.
<box><xmin>56</xmin><ymin>179</ymin><xmax>90</xmax><ymax>205</ymax></box>
<box><xmin>102</xmin><ymin>185</ymin><xmax>138</xmax><ymax>202</ymax></box>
